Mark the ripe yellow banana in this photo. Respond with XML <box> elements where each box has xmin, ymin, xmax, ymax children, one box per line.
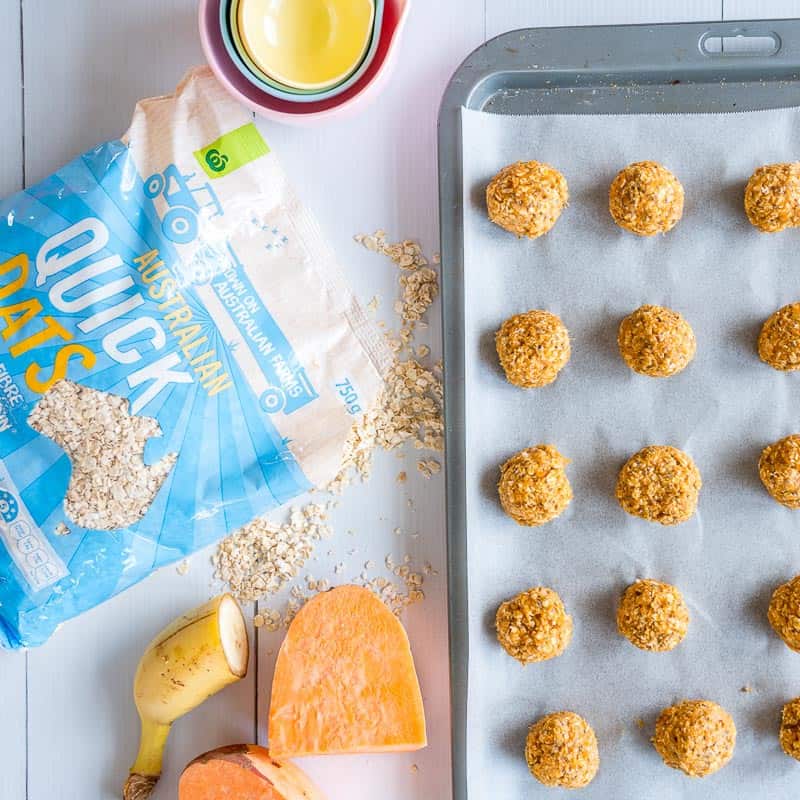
<box><xmin>123</xmin><ymin>593</ymin><xmax>249</xmax><ymax>800</ymax></box>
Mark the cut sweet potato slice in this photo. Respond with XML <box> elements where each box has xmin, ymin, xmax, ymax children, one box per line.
<box><xmin>268</xmin><ymin>585</ymin><xmax>427</xmax><ymax>758</ymax></box>
<box><xmin>178</xmin><ymin>744</ymin><xmax>324</xmax><ymax>800</ymax></box>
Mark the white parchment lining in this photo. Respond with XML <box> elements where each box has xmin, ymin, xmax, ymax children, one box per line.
<box><xmin>462</xmin><ymin>105</ymin><xmax>800</xmax><ymax>798</ymax></box>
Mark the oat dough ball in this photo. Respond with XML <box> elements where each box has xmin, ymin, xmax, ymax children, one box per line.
<box><xmin>768</xmin><ymin>575</ymin><xmax>800</xmax><ymax>651</ymax></box>
<box><xmin>653</xmin><ymin>700</ymin><xmax>736</xmax><ymax>777</ymax></box>
<box><xmin>744</xmin><ymin>162</ymin><xmax>800</xmax><ymax>233</ymax></box>
<box><xmin>759</xmin><ymin>303</ymin><xmax>800</xmax><ymax>371</ymax></box>
<box><xmin>759</xmin><ymin>435</ymin><xmax>800</xmax><ymax>508</ymax></box>
<box><xmin>780</xmin><ymin>698</ymin><xmax>800</xmax><ymax>761</ymax></box>
<box><xmin>486</xmin><ymin>161</ymin><xmax>568</xmax><ymax>238</ymax></box>
<box><xmin>608</xmin><ymin>161</ymin><xmax>684</xmax><ymax>236</ymax></box>
<box><xmin>498</xmin><ymin>445</ymin><xmax>572</xmax><ymax>526</ymax></box>
<box><xmin>525</xmin><ymin>712</ymin><xmax>599</xmax><ymax>789</ymax></box>
<box><xmin>617</xmin><ymin>579</ymin><xmax>689</xmax><ymax>652</ymax></box>
<box><xmin>496</xmin><ymin>586</ymin><xmax>573</xmax><ymax>664</ymax></box>
<box><xmin>618</xmin><ymin>304</ymin><xmax>696</xmax><ymax>377</ymax></box>
<box><xmin>615</xmin><ymin>445</ymin><xmax>701</xmax><ymax>525</ymax></box>
<box><xmin>495</xmin><ymin>310</ymin><xmax>571</xmax><ymax>388</ymax></box>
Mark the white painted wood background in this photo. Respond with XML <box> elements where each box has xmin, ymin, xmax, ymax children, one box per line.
<box><xmin>0</xmin><ymin>1</ymin><xmax>798</xmax><ymax>798</ymax></box>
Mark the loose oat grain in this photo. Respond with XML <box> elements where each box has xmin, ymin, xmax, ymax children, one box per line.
<box><xmin>213</xmin><ymin>503</ymin><xmax>333</xmax><ymax>602</ymax></box>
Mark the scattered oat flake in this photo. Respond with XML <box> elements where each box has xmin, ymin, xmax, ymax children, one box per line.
<box><xmin>410</xmin><ymin>764</ymin><xmax>419</xmax><ymax>774</ymax></box>
<box><xmin>214</xmin><ymin>230</ymin><xmax>442</xmax><ymax>624</ymax></box>
<box><xmin>28</xmin><ymin>380</ymin><xmax>176</xmax><ymax>530</ymax></box>
<box><xmin>213</xmin><ymin>503</ymin><xmax>332</xmax><ymax>603</ymax></box>
<box><xmin>417</xmin><ymin>458</ymin><xmax>441</xmax><ymax>479</ymax></box>
<box><xmin>328</xmin><ymin>359</ymin><xmax>443</xmax><ymax>491</ymax></box>
<box><xmin>741</xmin><ymin>685</ymin><xmax>753</xmax><ymax>693</ymax></box>
<box><xmin>54</xmin><ymin>522</ymin><xmax>71</xmax><ymax>537</ymax></box>
<box><xmin>176</xmin><ymin>560</ymin><xmax>190</xmax><ymax>576</ymax></box>
<box><xmin>636</xmin><ymin>718</ymin><xmax>645</xmax><ymax>730</ymax></box>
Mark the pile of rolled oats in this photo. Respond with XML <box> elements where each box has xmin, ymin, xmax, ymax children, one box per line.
<box><xmin>214</xmin><ymin>231</ymin><xmax>444</xmax><ymax>624</ymax></box>
<box><xmin>328</xmin><ymin>357</ymin><xmax>444</xmax><ymax>491</ymax></box>
<box><xmin>28</xmin><ymin>380</ymin><xmax>176</xmax><ymax>530</ymax></box>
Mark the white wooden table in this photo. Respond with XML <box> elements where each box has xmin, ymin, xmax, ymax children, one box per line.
<box><xmin>0</xmin><ymin>1</ymin><xmax>795</xmax><ymax>798</ymax></box>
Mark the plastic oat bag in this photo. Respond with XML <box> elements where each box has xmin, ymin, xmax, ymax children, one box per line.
<box><xmin>0</xmin><ymin>67</ymin><xmax>390</xmax><ymax>648</ymax></box>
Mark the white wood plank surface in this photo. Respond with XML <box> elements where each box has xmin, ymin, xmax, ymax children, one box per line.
<box><xmin>252</xmin><ymin>3</ymin><xmax>485</xmax><ymax>799</ymax></box>
<box><xmin>487</xmin><ymin>0</ymin><xmax>723</xmax><ymax>39</ymax></box>
<box><xmin>5</xmin><ymin>1</ymin><xmax>800</xmax><ymax>799</ymax></box>
<box><xmin>19</xmin><ymin>3</ymin><xmax>248</xmax><ymax>799</ymax></box>
<box><xmin>724</xmin><ymin>0</ymin><xmax>800</xmax><ymax>18</ymax></box>
<box><xmin>0</xmin><ymin>3</ymin><xmax>27</xmax><ymax>800</ymax></box>
<box><xmin>21</xmin><ymin>0</ymin><xmax>203</xmax><ymax>186</ymax></box>
<box><xmin>0</xmin><ymin>0</ymin><xmax>22</xmax><ymax>196</ymax></box>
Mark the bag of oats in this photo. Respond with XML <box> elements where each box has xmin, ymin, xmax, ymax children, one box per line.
<box><xmin>0</xmin><ymin>67</ymin><xmax>390</xmax><ymax>648</ymax></box>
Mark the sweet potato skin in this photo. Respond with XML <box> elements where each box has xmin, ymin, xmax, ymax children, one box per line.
<box><xmin>179</xmin><ymin>744</ymin><xmax>324</xmax><ymax>800</ymax></box>
<box><xmin>268</xmin><ymin>585</ymin><xmax>427</xmax><ymax>759</ymax></box>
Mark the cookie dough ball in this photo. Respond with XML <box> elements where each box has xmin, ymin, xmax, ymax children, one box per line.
<box><xmin>744</xmin><ymin>162</ymin><xmax>800</xmax><ymax>233</ymax></box>
<box><xmin>653</xmin><ymin>700</ymin><xmax>736</xmax><ymax>777</ymax></box>
<box><xmin>759</xmin><ymin>303</ymin><xmax>800</xmax><ymax>371</ymax></box>
<box><xmin>759</xmin><ymin>435</ymin><xmax>800</xmax><ymax>508</ymax></box>
<box><xmin>617</xmin><ymin>579</ymin><xmax>689</xmax><ymax>652</ymax></box>
<box><xmin>618</xmin><ymin>304</ymin><xmax>696</xmax><ymax>377</ymax></box>
<box><xmin>496</xmin><ymin>587</ymin><xmax>573</xmax><ymax>664</ymax></box>
<box><xmin>525</xmin><ymin>712</ymin><xmax>599</xmax><ymax>788</ymax></box>
<box><xmin>780</xmin><ymin>698</ymin><xmax>800</xmax><ymax>761</ymax></box>
<box><xmin>486</xmin><ymin>161</ymin><xmax>568</xmax><ymax>238</ymax></box>
<box><xmin>495</xmin><ymin>310</ymin><xmax>571</xmax><ymax>388</ymax></box>
<box><xmin>498</xmin><ymin>445</ymin><xmax>572</xmax><ymax>526</ymax></box>
<box><xmin>768</xmin><ymin>575</ymin><xmax>800</xmax><ymax>651</ymax></box>
<box><xmin>615</xmin><ymin>445</ymin><xmax>701</xmax><ymax>525</ymax></box>
<box><xmin>609</xmin><ymin>161</ymin><xmax>684</xmax><ymax>236</ymax></box>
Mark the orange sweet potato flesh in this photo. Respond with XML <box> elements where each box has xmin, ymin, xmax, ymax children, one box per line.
<box><xmin>268</xmin><ymin>585</ymin><xmax>427</xmax><ymax>759</ymax></box>
<box><xmin>179</xmin><ymin>744</ymin><xmax>324</xmax><ymax>800</ymax></box>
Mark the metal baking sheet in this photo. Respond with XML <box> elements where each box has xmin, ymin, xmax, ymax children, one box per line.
<box><xmin>439</xmin><ymin>19</ymin><xmax>800</xmax><ymax>800</ymax></box>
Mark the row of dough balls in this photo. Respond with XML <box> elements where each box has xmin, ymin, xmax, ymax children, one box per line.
<box><xmin>496</xmin><ymin>578</ymin><xmax>800</xmax><ymax>661</ymax></box>
<box><xmin>498</xmin><ymin>441</ymin><xmax>799</xmax><ymax>527</ymax></box>
<box><xmin>498</xmin><ymin>581</ymin><xmax>800</xmax><ymax>788</ymax></box>
<box><xmin>496</xmin><ymin>304</ymin><xmax>800</xmax><ymax>388</ymax></box>
<box><xmin>486</xmin><ymin>159</ymin><xmax>800</xmax><ymax>238</ymax></box>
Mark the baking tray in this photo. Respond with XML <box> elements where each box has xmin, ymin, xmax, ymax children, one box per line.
<box><xmin>439</xmin><ymin>18</ymin><xmax>800</xmax><ymax>800</ymax></box>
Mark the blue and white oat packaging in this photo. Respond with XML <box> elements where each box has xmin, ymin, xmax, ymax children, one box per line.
<box><xmin>0</xmin><ymin>67</ymin><xmax>390</xmax><ymax>648</ymax></box>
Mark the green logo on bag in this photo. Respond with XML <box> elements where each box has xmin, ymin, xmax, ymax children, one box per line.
<box><xmin>194</xmin><ymin>123</ymin><xmax>270</xmax><ymax>179</ymax></box>
<box><xmin>204</xmin><ymin>149</ymin><xmax>229</xmax><ymax>172</ymax></box>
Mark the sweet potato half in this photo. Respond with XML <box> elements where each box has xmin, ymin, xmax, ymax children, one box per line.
<box><xmin>179</xmin><ymin>744</ymin><xmax>324</xmax><ymax>800</ymax></box>
<box><xmin>268</xmin><ymin>584</ymin><xmax>427</xmax><ymax>759</ymax></box>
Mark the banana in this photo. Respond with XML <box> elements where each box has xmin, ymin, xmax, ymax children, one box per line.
<box><xmin>123</xmin><ymin>593</ymin><xmax>249</xmax><ymax>800</ymax></box>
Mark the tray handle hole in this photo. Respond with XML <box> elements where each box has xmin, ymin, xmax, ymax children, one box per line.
<box><xmin>700</xmin><ymin>31</ymin><xmax>780</xmax><ymax>56</ymax></box>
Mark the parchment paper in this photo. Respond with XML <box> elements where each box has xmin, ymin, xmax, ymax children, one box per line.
<box><xmin>461</xmin><ymin>106</ymin><xmax>800</xmax><ymax>798</ymax></box>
